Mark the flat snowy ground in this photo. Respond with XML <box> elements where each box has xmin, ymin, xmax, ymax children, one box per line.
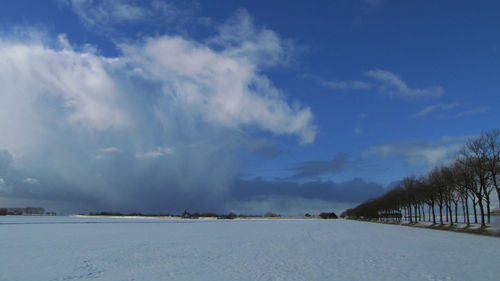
<box><xmin>1</xmin><ymin>216</ymin><xmax>499</xmax><ymax>281</ymax></box>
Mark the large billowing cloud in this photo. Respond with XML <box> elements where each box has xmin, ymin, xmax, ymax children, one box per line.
<box><xmin>0</xmin><ymin>9</ymin><xmax>318</xmax><ymax>214</ymax></box>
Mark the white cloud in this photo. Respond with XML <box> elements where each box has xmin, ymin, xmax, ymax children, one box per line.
<box><xmin>208</xmin><ymin>9</ymin><xmax>295</xmax><ymax>68</ymax></box>
<box><xmin>413</xmin><ymin>105</ymin><xmax>437</xmax><ymax>117</ymax></box>
<box><xmin>413</xmin><ymin>103</ymin><xmax>458</xmax><ymax>118</ymax></box>
<box><xmin>313</xmin><ymin>69</ymin><xmax>444</xmax><ymax>100</ymax></box>
<box><xmin>66</xmin><ymin>0</ymin><xmax>194</xmax><ymax>28</ymax></box>
<box><xmin>135</xmin><ymin>147</ymin><xmax>174</xmax><ymax>158</ymax></box>
<box><xmin>365</xmin><ymin>69</ymin><xmax>444</xmax><ymax>99</ymax></box>
<box><xmin>101</xmin><ymin>147</ymin><xmax>120</xmax><ymax>153</ymax></box>
<box><xmin>24</xmin><ymin>178</ymin><xmax>40</xmax><ymax>184</ymax></box>
<box><xmin>455</xmin><ymin>106</ymin><xmax>489</xmax><ymax>118</ymax></box>
<box><xmin>68</xmin><ymin>0</ymin><xmax>151</xmax><ymax>25</ymax></box>
<box><xmin>0</xmin><ymin>28</ymin><xmax>315</xmax><ymax>161</ymax></box>
<box><xmin>322</xmin><ymin>80</ymin><xmax>372</xmax><ymax>90</ymax></box>
<box><xmin>0</xmin><ymin>9</ymin><xmax>316</xmax><ymax>213</ymax></box>
<box><xmin>123</xmin><ymin>35</ymin><xmax>316</xmax><ymax>143</ymax></box>
<box><xmin>0</xmin><ymin>36</ymin><xmax>127</xmax><ymax>157</ymax></box>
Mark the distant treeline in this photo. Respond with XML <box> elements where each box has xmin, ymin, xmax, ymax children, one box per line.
<box><xmin>87</xmin><ymin>210</ymin><xmax>279</xmax><ymax>219</ymax></box>
<box><xmin>88</xmin><ymin>211</ymin><xmax>174</xmax><ymax>217</ymax></box>
<box><xmin>341</xmin><ymin>129</ymin><xmax>500</xmax><ymax>227</ymax></box>
<box><xmin>88</xmin><ymin>211</ymin><xmax>339</xmax><ymax>219</ymax></box>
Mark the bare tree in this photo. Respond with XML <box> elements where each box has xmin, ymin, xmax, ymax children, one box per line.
<box><xmin>464</xmin><ymin>137</ymin><xmax>493</xmax><ymax>224</ymax></box>
<box><xmin>402</xmin><ymin>176</ymin><xmax>418</xmax><ymax>223</ymax></box>
<box><xmin>419</xmin><ymin>178</ymin><xmax>437</xmax><ymax>224</ymax></box>
<box><xmin>453</xmin><ymin>160</ymin><xmax>473</xmax><ymax>226</ymax></box>
<box><xmin>440</xmin><ymin>166</ymin><xmax>458</xmax><ymax>225</ymax></box>
<box><xmin>484</xmin><ymin>129</ymin><xmax>500</xmax><ymax>207</ymax></box>
<box><xmin>458</xmin><ymin>154</ymin><xmax>487</xmax><ymax>227</ymax></box>
<box><xmin>429</xmin><ymin>168</ymin><xmax>447</xmax><ymax>225</ymax></box>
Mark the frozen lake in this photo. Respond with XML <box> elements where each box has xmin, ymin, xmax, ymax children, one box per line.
<box><xmin>1</xmin><ymin>216</ymin><xmax>499</xmax><ymax>281</ymax></box>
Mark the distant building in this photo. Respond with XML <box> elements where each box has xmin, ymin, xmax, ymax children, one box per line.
<box><xmin>24</xmin><ymin>207</ymin><xmax>45</xmax><ymax>215</ymax></box>
<box><xmin>4</xmin><ymin>207</ymin><xmax>45</xmax><ymax>215</ymax></box>
<box><xmin>7</xmin><ymin>208</ymin><xmax>24</xmax><ymax>215</ymax></box>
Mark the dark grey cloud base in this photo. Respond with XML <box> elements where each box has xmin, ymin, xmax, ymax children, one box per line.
<box><xmin>1</xmin><ymin>149</ymin><xmax>385</xmax><ymax>215</ymax></box>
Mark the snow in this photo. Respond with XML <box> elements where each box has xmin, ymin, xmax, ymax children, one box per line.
<box><xmin>1</xmin><ymin>216</ymin><xmax>499</xmax><ymax>281</ymax></box>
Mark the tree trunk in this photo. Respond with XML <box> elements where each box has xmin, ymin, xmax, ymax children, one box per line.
<box><xmin>461</xmin><ymin>199</ymin><xmax>466</xmax><ymax>223</ymax></box>
<box><xmin>486</xmin><ymin>196</ymin><xmax>491</xmax><ymax>224</ymax></box>
<box><xmin>492</xmin><ymin>173</ymin><xmax>500</xmax><ymax>208</ymax></box>
<box><xmin>448</xmin><ymin>205</ymin><xmax>453</xmax><ymax>226</ymax></box>
<box><xmin>480</xmin><ymin>178</ymin><xmax>491</xmax><ymax>224</ymax></box>
<box><xmin>454</xmin><ymin>202</ymin><xmax>458</xmax><ymax>223</ymax></box>
<box><xmin>472</xmin><ymin>196</ymin><xmax>478</xmax><ymax>224</ymax></box>
<box><xmin>445</xmin><ymin>202</ymin><xmax>449</xmax><ymax>222</ymax></box>
<box><xmin>439</xmin><ymin>203</ymin><xmax>443</xmax><ymax>224</ymax></box>
<box><xmin>408</xmin><ymin>205</ymin><xmax>413</xmax><ymax>223</ymax></box>
<box><xmin>415</xmin><ymin>205</ymin><xmax>420</xmax><ymax>222</ymax></box>
<box><xmin>497</xmin><ymin>187</ymin><xmax>500</xmax><ymax>208</ymax></box>
<box><xmin>431</xmin><ymin>204</ymin><xmax>436</xmax><ymax>224</ymax></box>
<box><xmin>465</xmin><ymin>196</ymin><xmax>470</xmax><ymax>226</ymax></box>
<box><xmin>421</xmin><ymin>205</ymin><xmax>426</xmax><ymax>221</ymax></box>
<box><xmin>478</xmin><ymin>198</ymin><xmax>486</xmax><ymax>227</ymax></box>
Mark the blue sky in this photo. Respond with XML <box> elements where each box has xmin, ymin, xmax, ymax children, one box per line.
<box><xmin>0</xmin><ymin>0</ymin><xmax>498</xmax><ymax>215</ymax></box>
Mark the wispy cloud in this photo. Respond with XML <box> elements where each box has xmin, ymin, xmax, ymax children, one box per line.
<box><xmin>207</xmin><ymin>9</ymin><xmax>298</xmax><ymax>68</ymax></box>
<box><xmin>135</xmin><ymin>147</ymin><xmax>174</xmax><ymax>159</ymax></box>
<box><xmin>311</xmin><ymin>69</ymin><xmax>444</xmax><ymax>100</ymax></box>
<box><xmin>363</xmin><ymin>140</ymin><xmax>463</xmax><ymax>168</ymax></box>
<box><xmin>303</xmin><ymin>73</ymin><xmax>372</xmax><ymax>90</ymax></box>
<box><xmin>365</xmin><ymin>69</ymin><xmax>444</xmax><ymax>99</ymax></box>
<box><xmin>455</xmin><ymin>106</ymin><xmax>489</xmax><ymax>118</ymax></box>
<box><xmin>24</xmin><ymin>178</ymin><xmax>40</xmax><ymax>184</ymax></box>
<box><xmin>321</xmin><ymin>80</ymin><xmax>372</xmax><ymax>90</ymax></box>
<box><xmin>101</xmin><ymin>147</ymin><xmax>120</xmax><ymax>153</ymax></box>
<box><xmin>413</xmin><ymin>103</ymin><xmax>458</xmax><ymax>118</ymax></box>
<box><xmin>440</xmin><ymin>135</ymin><xmax>478</xmax><ymax>142</ymax></box>
<box><xmin>65</xmin><ymin>0</ymin><xmax>193</xmax><ymax>27</ymax></box>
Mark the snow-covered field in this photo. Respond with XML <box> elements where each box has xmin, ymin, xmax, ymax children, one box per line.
<box><xmin>1</xmin><ymin>216</ymin><xmax>499</xmax><ymax>281</ymax></box>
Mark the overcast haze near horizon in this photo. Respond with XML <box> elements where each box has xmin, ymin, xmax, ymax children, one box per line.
<box><xmin>0</xmin><ymin>0</ymin><xmax>499</xmax><ymax>215</ymax></box>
